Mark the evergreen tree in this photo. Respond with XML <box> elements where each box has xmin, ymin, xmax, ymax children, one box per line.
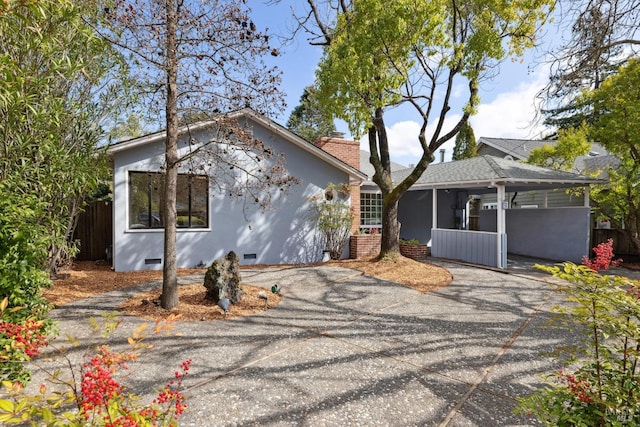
<box><xmin>287</xmin><ymin>86</ymin><xmax>335</xmax><ymax>142</ymax></box>
<box><xmin>452</xmin><ymin>122</ymin><xmax>477</xmax><ymax>160</ymax></box>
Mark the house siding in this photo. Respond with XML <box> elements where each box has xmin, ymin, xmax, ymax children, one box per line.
<box><xmin>111</xmin><ymin>118</ymin><xmax>351</xmax><ymax>271</ymax></box>
<box><xmin>481</xmin><ymin>189</ymin><xmax>585</xmax><ymax>209</ymax></box>
<box><xmin>398</xmin><ymin>189</ymin><xmax>458</xmax><ymax>244</ymax></box>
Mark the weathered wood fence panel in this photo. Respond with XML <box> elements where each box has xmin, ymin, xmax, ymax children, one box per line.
<box><xmin>591</xmin><ymin>228</ymin><xmax>637</xmax><ymax>258</ymax></box>
<box><xmin>74</xmin><ymin>201</ymin><xmax>112</xmax><ymax>261</ymax></box>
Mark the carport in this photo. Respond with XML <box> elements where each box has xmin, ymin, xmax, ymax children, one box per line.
<box><xmin>396</xmin><ymin>156</ymin><xmax>602</xmax><ymax>268</ymax></box>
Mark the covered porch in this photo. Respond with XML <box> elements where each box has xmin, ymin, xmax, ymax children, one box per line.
<box><xmin>396</xmin><ymin>156</ymin><xmax>601</xmax><ymax>269</ymax></box>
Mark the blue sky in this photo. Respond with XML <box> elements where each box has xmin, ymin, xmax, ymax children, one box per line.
<box><xmin>252</xmin><ymin>1</ymin><xmax>558</xmax><ymax>166</ymax></box>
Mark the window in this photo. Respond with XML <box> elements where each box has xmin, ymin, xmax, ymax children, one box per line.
<box><xmin>360</xmin><ymin>192</ymin><xmax>382</xmax><ymax>233</ymax></box>
<box><xmin>129</xmin><ymin>172</ymin><xmax>208</xmax><ymax>229</ymax></box>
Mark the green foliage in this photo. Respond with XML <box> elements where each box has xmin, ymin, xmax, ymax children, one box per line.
<box><xmin>315</xmin><ymin>0</ymin><xmax>553</xmax><ymax>138</ymax></box>
<box><xmin>528</xmin><ymin>124</ymin><xmax>592</xmax><ymax>172</ymax></box>
<box><xmin>1</xmin><ymin>0</ymin><xmax>123</xmax><ymax>273</ymax></box>
<box><xmin>517</xmin><ymin>262</ymin><xmax>640</xmax><ymax>425</ymax></box>
<box><xmin>287</xmin><ymin>86</ymin><xmax>336</xmax><ymax>142</ymax></box>
<box><xmin>0</xmin><ymin>313</ymin><xmax>190</xmax><ymax>426</ymax></box>
<box><xmin>312</xmin><ymin>183</ymin><xmax>353</xmax><ymax>260</ymax></box>
<box><xmin>0</xmin><ymin>0</ymin><xmax>123</xmax><ymax>380</ymax></box>
<box><xmin>452</xmin><ymin>122</ymin><xmax>477</xmax><ymax>160</ymax></box>
<box><xmin>399</xmin><ymin>238</ymin><xmax>420</xmax><ymax>245</ymax></box>
<box><xmin>583</xmin><ymin>59</ymin><xmax>640</xmax><ymax>252</ymax></box>
<box><xmin>587</xmin><ymin>58</ymin><xmax>640</xmax><ymax>160</ymax></box>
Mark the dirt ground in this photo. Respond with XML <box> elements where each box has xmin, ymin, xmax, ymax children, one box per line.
<box><xmin>46</xmin><ymin>257</ymin><xmax>452</xmax><ymax>321</ymax></box>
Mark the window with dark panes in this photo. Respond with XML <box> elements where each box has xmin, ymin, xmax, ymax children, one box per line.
<box><xmin>129</xmin><ymin>172</ymin><xmax>208</xmax><ymax>229</ymax></box>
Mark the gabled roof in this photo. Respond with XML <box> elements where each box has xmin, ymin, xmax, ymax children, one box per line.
<box><xmin>477</xmin><ymin>136</ymin><xmax>613</xmax><ymax>174</ymax></box>
<box><xmin>391</xmin><ymin>155</ymin><xmax>603</xmax><ymax>192</ymax></box>
<box><xmin>107</xmin><ymin>108</ymin><xmax>367</xmax><ymax>182</ymax></box>
<box><xmin>477</xmin><ymin>137</ymin><xmax>548</xmax><ymax>160</ymax></box>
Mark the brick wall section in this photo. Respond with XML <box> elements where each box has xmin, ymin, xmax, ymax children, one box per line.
<box><xmin>313</xmin><ymin>136</ymin><xmax>360</xmax><ymax>170</ymax></box>
<box><xmin>399</xmin><ymin>243</ymin><xmax>429</xmax><ymax>260</ymax></box>
<box><xmin>350</xmin><ymin>234</ymin><xmax>381</xmax><ymax>259</ymax></box>
<box><xmin>314</xmin><ymin>135</ymin><xmax>362</xmax><ymax>233</ymax></box>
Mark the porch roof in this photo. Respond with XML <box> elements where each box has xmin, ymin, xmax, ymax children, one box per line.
<box><xmin>392</xmin><ymin>155</ymin><xmax>604</xmax><ymax>193</ymax></box>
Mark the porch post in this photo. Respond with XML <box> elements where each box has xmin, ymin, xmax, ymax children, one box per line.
<box><xmin>432</xmin><ymin>188</ymin><xmax>438</xmax><ymax>229</ymax></box>
<box><xmin>496</xmin><ymin>184</ymin><xmax>506</xmax><ymax>269</ymax></box>
<box><xmin>584</xmin><ymin>186</ymin><xmax>590</xmax><ymax>207</ymax></box>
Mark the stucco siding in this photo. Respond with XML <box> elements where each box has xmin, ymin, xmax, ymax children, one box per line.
<box><xmin>398</xmin><ymin>189</ymin><xmax>459</xmax><ymax>245</ymax></box>
<box><xmin>506</xmin><ymin>207</ymin><xmax>590</xmax><ymax>262</ymax></box>
<box><xmin>111</xmin><ymin>118</ymin><xmax>350</xmax><ymax>271</ymax></box>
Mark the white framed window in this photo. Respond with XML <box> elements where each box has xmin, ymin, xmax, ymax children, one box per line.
<box><xmin>360</xmin><ymin>192</ymin><xmax>382</xmax><ymax>233</ymax></box>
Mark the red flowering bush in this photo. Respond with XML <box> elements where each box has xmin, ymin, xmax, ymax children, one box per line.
<box><xmin>0</xmin><ymin>313</ymin><xmax>192</xmax><ymax>426</ymax></box>
<box><xmin>517</xmin><ymin>253</ymin><xmax>640</xmax><ymax>425</ymax></box>
<box><xmin>0</xmin><ymin>297</ymin><xmax>49</xmax><ymax>385</ymax></box>
<box><xmin>582</xmin><ymin>238</ymin><xmax>622</xmax><ymax>271</ymax></box>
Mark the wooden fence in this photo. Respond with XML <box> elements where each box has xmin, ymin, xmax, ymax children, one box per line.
<box><xmin>591</xmin><ymin>228</ymin><xmax>638</xmax><ymax>261</ymax></box>
<box><xmin>74</xmin><ymin>201</ymin><xmax>112</xmax><ymax>261</ymax></box>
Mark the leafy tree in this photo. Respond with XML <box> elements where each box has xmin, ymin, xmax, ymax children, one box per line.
<box><xmin>0</xmin><ymin>0</ymin><xmax>124</xmax><ymax>381</ymax></box>
<box><xmin>299</xmin><ymin>0</ymin><xmax>554</xmax><ymax>258</ymax></box>
<box><xmin>528</xmin><ymin>124</ymin><xmax>592</xmax><ymax>171</ymax></box>
<box><xmin>287</xmin><ymin>86</ymin><xmax>336</xmax><ymax>142</ymax></box>
<box><xmin>452</xmin><ymin>122</ymin><xmax>477</xmax><ymax>161</ymax></box>
<box><xmin>586</xmin><ymin>59</ymin><xmax>640</xmax><ymax>254</ymax></box>
<box><xmin>103</xmin><ymin>1</ymin><xmax>297</xmax><ymax>309</ymax></box>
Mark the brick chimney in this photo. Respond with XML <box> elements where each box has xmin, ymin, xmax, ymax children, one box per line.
<box><xmin>313</xmin><ymin>132</ymin><xmax>360</xmax><ymax>170</ymax></box>
<box><xmin>313</xmin><ymin>132</ymin><xmax>361</xmax><ymax>234</ymax></box>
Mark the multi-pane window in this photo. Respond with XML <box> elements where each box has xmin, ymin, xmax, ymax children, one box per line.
<box><xmin>360</xmin><ymin>192</ymin><xmax>382</xmax><ymax>233</ymax></box>
<box><xmin>129</xmin><ymin>172</ymin><xmax>208</xmax><ymax>229</ymax></box>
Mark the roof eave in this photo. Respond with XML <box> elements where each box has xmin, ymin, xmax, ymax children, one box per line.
<box><xmin>106</xmin><ymin>108</ymin><xmax>367</xmax><ymax>182</ymax></box>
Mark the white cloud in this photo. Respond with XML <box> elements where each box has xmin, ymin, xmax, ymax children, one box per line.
<box><xmin>356</xmin><ymin>67</ymin><xmax>552</xmax><ymax>166</ymax></box>
<box><xmin>470</xmin><ymin>68</ymin><xmax>549</xmax><ymax>140</ymax></box>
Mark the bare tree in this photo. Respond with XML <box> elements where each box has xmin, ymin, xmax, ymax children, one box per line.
<box><xmin>102</xmin><ymin>0</ymin><xmax>297</xmax><ymax>309</ymax></box>
<box><xmin>541</xmin><ymin>0</ymin><xmax>640</xmax><ymax>129</ymax></box>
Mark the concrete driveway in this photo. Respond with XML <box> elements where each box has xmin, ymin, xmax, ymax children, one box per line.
<box><xmin>44</xmin><ymin>260</ymin><xmax>575</xmax><ymax>426</ymax></box>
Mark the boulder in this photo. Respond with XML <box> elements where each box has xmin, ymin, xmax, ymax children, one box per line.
<box><xmin>203</xmin><ymin>251</ymin><xmax>243</xmax><ymax>304</ymax></box>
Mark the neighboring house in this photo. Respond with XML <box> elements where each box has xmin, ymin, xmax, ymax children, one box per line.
<box><xmin>107</xmin><ymin>109</ymin><xmax>365</xmax><ymax>272</ymax></box>
<box><xmin>106</xmin><ymin>111</ymin><xmax>601</xmax><ymax>272</ymax></box>
<box><xmin>476</xmin><ymin>137</ymin><xmax>613</xmax><ymax>210</ymax></box>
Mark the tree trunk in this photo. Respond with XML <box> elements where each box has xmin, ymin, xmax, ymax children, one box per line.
<box><xmin>161</xmin><ymin>0</ymin><xmax>179</xmax><ymax>310</ymax></box>
<box><xmin>379</xmin><ymin>196</ymin><xmax>400</xmax><ymax>258</ymax></box>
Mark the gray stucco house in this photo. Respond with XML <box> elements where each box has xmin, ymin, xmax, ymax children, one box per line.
<box><xmin>108</xmin><ymin>111</ymin><xmax>601</xmax><ymax>272</ymax></box>
<box><xmin>107</xmin><ymin>109</ymin><xmax>365</xmax><ymax>272</ymax></box>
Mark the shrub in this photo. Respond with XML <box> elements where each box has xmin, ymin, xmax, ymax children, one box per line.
<box><xmin>582</xmin><ymin>238</ymin><xmax>622</xmax><ymax>272</ymax></box>
<box><xmin>516</xmin><ymin>242</ymin><xmax>640</xmax><ymax>425</ymax></box>
<box><xmin>0</xmin><ymin>298</ymin><xmax>50</xmax><ymax>385</ymax></box>
<box><xmin>311</xmin><ymin>183</ymin><xmax>354</xmax><ymax>260</ymax></box>
<box><xmin>0</xmin><ymin>313</ymin><xmax>191</xmax><ymax>426</ymax></box>
<box><xmin>399</xmin><ymin>238</ymin><xmax>420</xmax><ymax>245</ymax></box>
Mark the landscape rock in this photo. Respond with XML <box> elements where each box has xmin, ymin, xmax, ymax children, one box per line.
<box><xmin>203</xmin><ymin>251</ymin><xmax>243</xmax><ymax>304</ymax></box>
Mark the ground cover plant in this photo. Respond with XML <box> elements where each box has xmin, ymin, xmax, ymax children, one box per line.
<box><xmin>517</xmin><ymin>240</ymin><xmax>640</xmax><ymax>425</ymax></box>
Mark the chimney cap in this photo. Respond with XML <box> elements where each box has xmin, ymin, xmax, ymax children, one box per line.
<box><xmin>330</xmin><ymin>131</ymin><xmax>345</xmax><ymax>139</ymax></box>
